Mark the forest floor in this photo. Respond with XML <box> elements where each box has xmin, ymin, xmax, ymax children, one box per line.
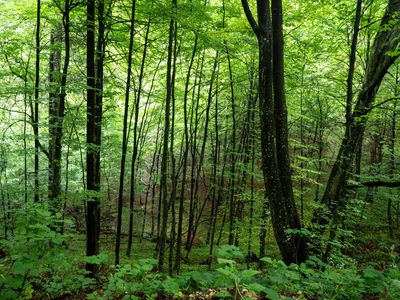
<box><xmin>2</xmin><ymin>217</ymin><xmax>399</xmax><ymax>299</ymax></box>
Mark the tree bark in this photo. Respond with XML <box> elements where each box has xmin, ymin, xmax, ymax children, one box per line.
<box><xmin>86</xmin><ymin>0</ymin><xmax>98</xmax><ymax>277</ymax></box>
<box><xmin>48</xmin><ymin>0</ymin><xmax>71</xmax><ymax>211</ymax></box>
<box><xmin>241</xmin><ymin>0</ymin><xmax>308</xmax><ymax>265</ymax></box>
<box><xmin>34</xmin><ymin>0</ymin><xmax>41</xmax><ymax>202</ymax></box>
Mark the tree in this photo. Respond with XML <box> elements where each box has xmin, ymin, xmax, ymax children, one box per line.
<box><xmin>313</xmin><ymin>0</ymin><xmax>400</xmax><ymax>241</ymax></box>
<box><xmin>115</xmin><ymin>0</ymin><xmax>136</xmax><ymax>266</ymax></box>
<box><xmin>86</xmin><ymin>0</ymin><xmax>101</xmax><ymax>277</ymax></box>
<box><xmin>48</xmin><ymin>0</ymin><xmax>73</xmax><ymax>211</ymax></box>
<box><xmin>33</xmin><ymin>0</ymin><xmax>41</xmax><ymax>202</ymax></box>
<box><xmin>241</xmin><ymin>0</ymin><xmax>308</xmax><ymax>265</ymax></box>
<box><xmin>158</xmin><ymin>0</ymin><xmax>177</xmax><ymax>272</ymax></box>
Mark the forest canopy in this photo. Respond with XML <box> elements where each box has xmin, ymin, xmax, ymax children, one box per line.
<box><xmin>0</xmin><ymin>0</ymin><xmax>399</xmax><ymax>299</ymax></box>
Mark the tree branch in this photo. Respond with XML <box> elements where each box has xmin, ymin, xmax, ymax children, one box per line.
<box><xmin>348</xmin><ymin>180</ymin><xmax>400</xmax><ymax>189</ymax></box>
<box><xmin>354</xmin><ymin>97</ymin><xmax>399</xmax><ymax>117</ymax></box>
<box><xmin>241</xmin><ymin>0</ymin><xmax>261</xmax><ymax>37</ymax></box>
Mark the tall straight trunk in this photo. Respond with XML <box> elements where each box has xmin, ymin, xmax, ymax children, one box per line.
<box><xmin>216</xmin><ymin>134</ymin><xmax>229</xmax><ymax>246</ymax></box>
<box><xmin>207</xmin><ymin>82</ymin><xmax>221</xmax><ymax>263</ymax></box>
<box><xmin>86</xmin><ymin>0</ymin><xmax>98</xmax><ymax>277</ymax></box>
<box><xmin>388</xmin><ymin>68</ymin><xmax>398</xmax><ymax>238</ymax></box>
<box><xmin>24</xmin><ymin>70</ymin><xmax>28</xmax><ymax>203</ymax></box>
<box><xmin>48</xmin><ymin>0</ymin><xmax>71</xmax><ymax>209</ymax></box>
<box><xmin>219</xmin><ymin>0</ymin><xmax>238</xmax><ymax>247</ymax></box>
<box><xmin>93</xmin><ymin>0</ymin><xmax>108</xmax><ymax>250</ymax></box>
<box><xmin>226</xmin><ymin>46</ymin><xmax>237</xmax><ymax>245</ymax></box>
<box><xmin>186</xmin><ymin>49</ymin><xmax>205</xmax><ymax>250</ymax></box>
<box><xmin>175</xmin><ymin>34</ymin><xmax>198</xmax><ymax>273</ymax></box>
<box><xmin>125</xmin><ymin>0</ymin><xmax>140</xmax><ymax>259</ymax></box>
<box><xmin>298</xmin><ymin>62</ymin><xmax>306</xmax><ymax>220</ymax></box>
<box><xmin>115</xmin><ymin>0</ymin><xmax>136</xmax><ymax>266</ymax></box>
<box><xmin>247</xmin><ymin>109</ymin><xmax>256</xmax><ymax>268</ymax></box>
<box><xmin>168</xmin><ymin>19</ymin><xmax>178</xmax><ymax>276</ymax></box>
<box><xmin>48</xmin><ymin>27</ymin><xmax>61</xmax><ymax>203</ymax></box>
<box><xmin>153</xmin><ymin>132</ymin><xmax>162</xmax><ymax>236</ymax></box>
<box><xmin>314</xmin><ymin>0</ymin><xmax>400</xmax><ymax>234</ymax></box>
<box><xmin>242</xmin><ymin>0</ymin><xmax>308</xmax><ymax>264</ymax></box>
<box><xmin>34</xmin><ymin>0</ymin><xmax>41</xmax><ymax>202</ymax></box>
<box><xmin>158</xmin><ymin>0</ymin><xmax>176</xmax><ymax>272</ymax></box>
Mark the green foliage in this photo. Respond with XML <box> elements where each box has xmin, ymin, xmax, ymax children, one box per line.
<box><xmin>86</xmin><ymin>245</ymin><xmax>400</xmax><ymax>299</ymax></box>
<box><xmin>87</xmin><ymin>258</ymin><xmax>162</xmax><ymax>299</ymax></box>
<box><xmin>0</xmin><ymin>203</ymin><xmax>93</xmax><ymax>299</ymax></box>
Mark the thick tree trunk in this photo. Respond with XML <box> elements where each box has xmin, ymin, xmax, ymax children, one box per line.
<box><xmin>86</xmin><ymin>0</ymin><xmax>108</xmax><ymax>277</ymax></box>
<box><xmin>314</xmin><ymin>0</ymin><xmax>400</xmax><ymax>232</ymax></box>
<box><xmin>242</xmin><ymin>0</ymin><xmax>308</xmax><ymax>264</ymax></box>
<box><xmin>48</xmin><ymin>1</ymin><xmax>71</xmax><ymax>211</ymax></box>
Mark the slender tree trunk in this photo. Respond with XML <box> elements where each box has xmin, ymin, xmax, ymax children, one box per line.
<box><xmin>48</xmin><ymin>26</ymin><xmax>61</xmax><ymax>203</ymax></box>
<box><xmin>168</xmin><ymin>19</ymin><xmax>178</xmax><ymax>276</ymax></box>
<box><xmin>175</xmin><ymin>34</ymin><xmax>198</xmax><ymax>273</ymax></box>
<box><xmin>388</xmin><ymin>68</ymin><xmax>398</xmax><ymax>239</ymax></box>
<box><xmin>207</xmin><ymin>89</ymin><xmax>222</xmax><ymax>265</ymax></box>
<box><xmin>86</xmin><ymin>0</ymin><xmax>99</xmax><ymax>277</ymax></box>
<box><xmin>115</xmin><ymin>0</ymin><xmax>136</xmax><ymax>266</ymax></box>
<box><xmin>226</xmin><ymin>46</ymin><xmax>237</xmax><ymax>246</ymax></box>
<box><xmin>206</xmin><ymin>61</ymin><xmax>220</xmax><ymax>246</ymax></box>
<box><xmin>34</xmin><ymin>0</ymin><xmax>41</xmax><ymax>202</ymax></box>
<box><xmin>158</xmin><ymin>0</ymin><xmax>177</xmax><ymax>272</ymax></box>
<box><xmin>125</xmin><ymin>0</ymin><xmax>140</xmax><ymax>259</ymax></box>
<box><xmin>216</xmin><ymin>134</ymin><xmax>229</xmax><ymax>246</ymax></box>
<box><xmin>186</xmin><ymin>49</ymin><xmax>205</xmax><ymax>250</ymax></box>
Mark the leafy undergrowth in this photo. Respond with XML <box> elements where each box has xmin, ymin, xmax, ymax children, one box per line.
<box><xmin>1</xmin><ymin>206</ymin><xmax>400</xmax><ymax>299</ymax></box>
<box><xmin>85</xmin><ymin>246</ymin><xmax>400</xmax><ymax>300</ymax></box>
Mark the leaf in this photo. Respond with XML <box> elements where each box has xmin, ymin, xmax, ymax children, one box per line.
<box><xmin>246</xmin><ymin>282</ymin><xmax>266</xmax><ymax>293</ymax></box>
<box><xmin>239</xmin><ymin>269</ymin><xmax>261</xmax><ymax>280</ymax></box>
<box><xmin>216</xmin><ymin>245</ymin><xmax>244</xmax><ymax>259</ymax></box>
<box><xmin>216</xmin><ymin>267</ymin><xmax>234</xmax><ymax>278</ymax></box>
<box><xmin>12</xmin><ymin>261</ymin><xmax>27</xmax><ymax>275</ymax></box>
<box><xmin>265</xmin><ymin>288</ymin><xmax>280</xmax><ymax>300</ymax></box>
<box><xmin>215</xmin><ymin>290</ymin><xmax>232</xmax><ymax>298</ymax></box>
<box><xmin>217</xmin><ymin>258</ymin><xmax>236</xmax><ymax>266</ymax></box>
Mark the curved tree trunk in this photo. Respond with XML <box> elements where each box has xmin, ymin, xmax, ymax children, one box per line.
<box><xmin>313</xmin><ymin>0</ymin><xmax>400</xmax><ymax>235</ymax></box>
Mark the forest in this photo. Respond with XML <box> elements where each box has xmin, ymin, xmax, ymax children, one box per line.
<box><xmin>0</xmin><ymin>0</ymin><xmax>399</xmax><ymax>299</ymax></box>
